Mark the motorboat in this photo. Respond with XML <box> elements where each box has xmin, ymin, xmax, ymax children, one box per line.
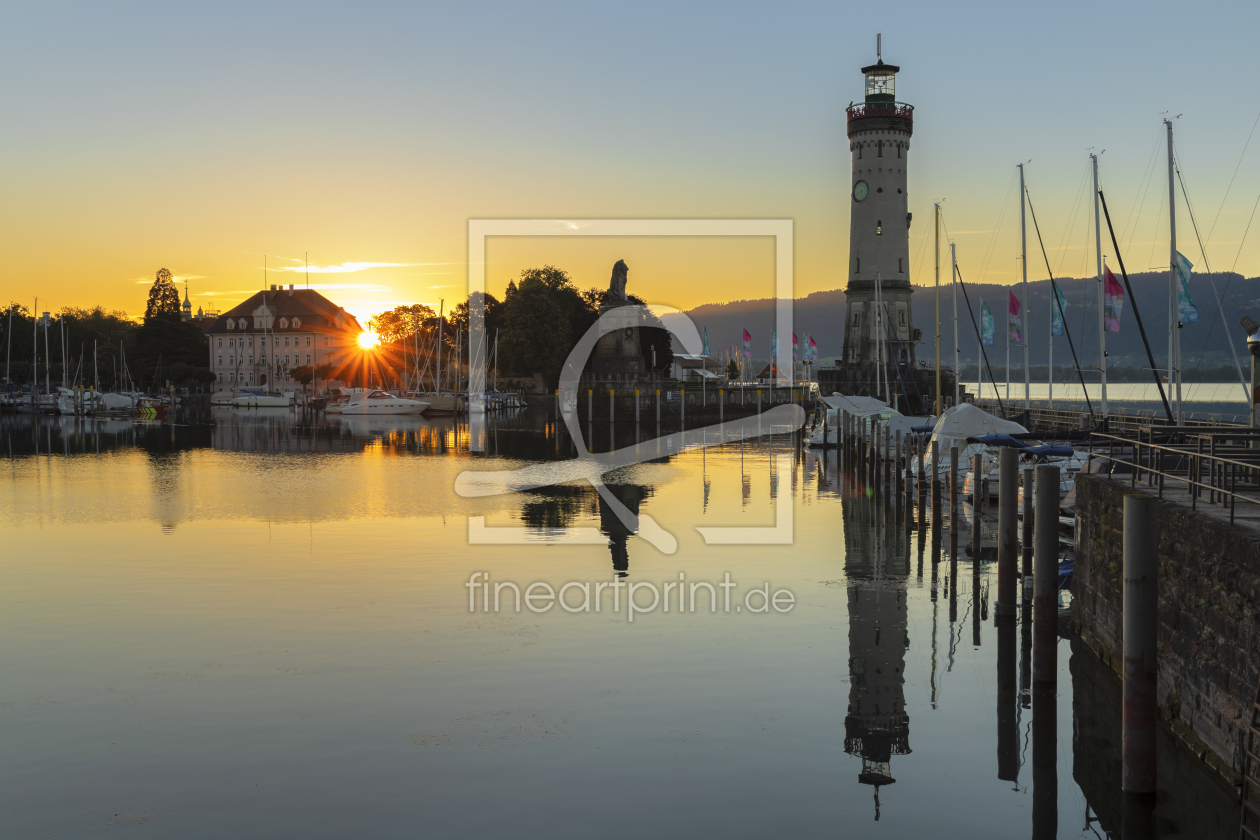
<box><xmin>325</xmin><ymin>389</ymin><xmax>429</xmax><ymax>415</ymax></box>
<box><xmin>408</xmin><ymin>392</ymin><xmax>460</xmax><ymax>414</ymax></box>
<box><xmin>230</xmin><ymin>390</ymin><xmax>292</xmax><ymax>408</ymax></box>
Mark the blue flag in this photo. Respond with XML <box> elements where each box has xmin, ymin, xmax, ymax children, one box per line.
<box><xmin>1050</xmin><ymin>284</ymin><xmax>1067</xmax><ymax>337</ymax></box>
<box><xmin>980</xmin><ymin>301</ymin><xmax>995</xmax><ymax>346</ymax></box>
<box><xmin>770</xmin><ymin>330</ymin><xmax>778</xmax><ymax>365</ymax></box>
<box><xmin>702</xmin><ymin>326</ymin><xmax>711</xmax><ymax>357</ymax></box>
<box><xmin>1174</xmin><ymin>250</ymin><xmax>1198</xmax><ymax>323</ymax></box>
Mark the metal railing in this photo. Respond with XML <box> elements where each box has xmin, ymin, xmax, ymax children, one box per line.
<box><xmin>846</xmin><ymin>102</ymin><xmax>914</xmax><ymax>122</ymax></box>
<box><xmin>975</xmin><ymin>400</ymin><xmax>1249</xmax><ymax>436</ymax></box>
<box><xmin>1089</xmin><ymin>429</ymin><xmax>1260</xmax><ymax>524</ymax></box>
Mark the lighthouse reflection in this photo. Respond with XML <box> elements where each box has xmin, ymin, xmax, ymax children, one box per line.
<box><xmin>841</xmin><ymin>488</ymin><xmax>911</xmax><ymax>820</ymax></box>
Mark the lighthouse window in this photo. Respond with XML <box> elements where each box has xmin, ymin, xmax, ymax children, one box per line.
<box><xmin>878</xmin><ymin>142</ymin><xmax>883</xmax><ymax>158</ymax></box>
<box><xmin>898</xmin><ymin>258</ymin><xmax>904</xmax><ymax>273</ymax></box>
<box><xmin>856</xmin><ymin>257</ymin><xmax>860</xmax><ymax>273</ymax></box>
<box><xmin>858</xmin><ymin>145</ymin><xmax>863</xmax><ymax>160</ymax></box>
<box><xmin>876</xmin><ymin>221</ymin><xmax>882</xmax><ymax>235</ymax></box>
<box><xmin>899</xmin><ymin>311</ymin><xmax>906</xmax><ymax>326</ymax></box>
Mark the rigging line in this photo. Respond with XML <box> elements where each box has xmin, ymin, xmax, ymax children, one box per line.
<box><xmin>1207</xmin><ymin>109</ymin><xmax>1260</xmax><ymax>243</ymax></box>
<box><xmin>1231</xmin><ymin>187</ymin><xmax>1260</xmax><ymax>273</ymax></box>
<box><xmin>1051</xmin><ymin>161</ymin><xmax>1092</xmax><ymax>278</ymax></box>
<box><xmin>1121</xmin><ymin>124</ymin><xmax>1166</xmax><ymax>251</ymax></box>
<box><xmin>977</xmin><ymin>170</ymin><xmax>1019</xmax><ymax>284</ymax></box>
<box><xmin>954</xmin><ymin>261</ymin><xmax>1006</xmax><ymax>415</ymax></box>
<box><xmin>1024</xmin><ymin>185</ymin><xmax>1095</xmax><ymax>416</ymax></box>
<box><xmin>1145</xmin><ymin>166</ymin><xmax>1166</xmax><ymax>277</ymax></box>
<box><xmin>1173</xmin><ymin>159</ymin><xmax>1249</xmax><ymax>403</ymax></box>
<box><xmin>1099</xmin><ymin>189</ymin><xmax>1174</xmax><ymax>421</ymax></box>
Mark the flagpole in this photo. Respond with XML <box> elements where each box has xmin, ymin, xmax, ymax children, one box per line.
<box><xmin>1019</xmin><ymin>163</ymin><xmax>1030</xmax><ymax>414</ymax></box>
<box><xmin>1093</xmin><ymin>153</ymin><xmax>1107</xmax><ymax>417</ymax></box>
<box><xmin>934</xmin><ymin>203</ymin><xmax>941</xmax><ymax>416</ymax></box>
<box><xmin>1166</xmin><ymin>118</ymin><xmax>1183</xmax><ymax>424</ymax></box>
<box><xmin>951</xmin><ymin>242</ymin><xmax>959</xmax><ymax>408</ymax></box>
<box><xmin>1048</xmin><ymin>287</ymin><xmax>1054</xmax><ymax>409</ymax></box>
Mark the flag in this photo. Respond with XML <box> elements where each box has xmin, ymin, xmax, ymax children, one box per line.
<box><xmin>770</xmin><ymin>329</ymin><xmax>778</xmax><ymax>360</ymax></box>
<box><xmin>1008</xmin><ymin>290</ymin><xmax>1023</xmax><ymax>343</ymax></box>
<box><xmin>1103</xmin><ymin>266</ymin><xmax>1124</xmax><ymax>333</ymax></box>
<box><xmin>1174</xmin><ymin>250</ymin><xmax>1198</xmax><ymax>323</ymax></box>
<box><xmin>1050</xmin><ymin>284</ymin><xmax>1067</xmax><ymax>337</ymax></box>
<box><xmin>807</xmin><ymin>335</ymin><xmax>817</xmax><ymax>360</ymax></box>
<box><xmin>702</xmin><ymin>326</ymin><xmax>711</xmax><ymax>357</ymax></box>
<box><xmin>980</xmin><ymin>301</ymin><xmax>995</xmax><ymax>346</ymax></box>
<box><xmin>742</xmin><ymin>327</ymin><xmax>751</xmax><ymax>359</ymax></box>
<box><xmin>792</xmin><ymin>332</ymin><xmax>799</xmax><ymax>362</ymax></box>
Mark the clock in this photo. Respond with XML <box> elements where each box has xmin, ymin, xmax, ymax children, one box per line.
<box><xmin>853</xmin><ymin>180</ymin><xmax>869</xmax><ymax>202</ymax></box>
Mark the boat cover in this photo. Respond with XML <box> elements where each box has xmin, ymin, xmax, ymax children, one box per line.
<box><xmin>819</xmin><ymin>394</ymin><xmax>896</xmax><ymax>417</ymax></box>
<box><xmin>928</xmin><ymin>404</ymin><xmax>1029</xmax><ymax>467</ymax></box>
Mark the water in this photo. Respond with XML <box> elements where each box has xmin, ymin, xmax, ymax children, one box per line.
<box><xmin>0</xmin><ymin>408</ymin><xmax>1239</xmax><ymax>837</ymax></box>
<box><xmin>972</xmin><ymin>381</ymin><xmax>1249</xmax><ymax>420</ymax></box>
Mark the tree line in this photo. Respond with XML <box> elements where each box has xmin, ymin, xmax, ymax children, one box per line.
<box><xmin>363</xmin><ymin>265</ymin><xmax>673</xmax><ymax>388</ymax></box>
<box><xmin>1</xmin><ymin>269</ymin><xmax>213</xmax><ymax>391</ymax></box>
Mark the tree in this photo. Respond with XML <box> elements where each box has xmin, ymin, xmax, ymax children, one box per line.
<box><xmin>726</xmin><ymin>358</ymin><xmax>740</xmax><ymax>379</ymax></box>
<box><xmin>144</xmin><ymin>268</ymin><xmax>182</xmax><ymax>324</ymax></box>
<box><xmin>500</xmin><ymin>275</ymin><xmax>573</xmax><ymax>380</ymax></box>
<box><xmin>368</xmin><ymin>303</ymin><xmax>437</xmax><ymax>344</ymax></box>
<box><xmin>135</xmin><ymin>269</ymin><xmax>208</xmax><ymax>386</ymax></box>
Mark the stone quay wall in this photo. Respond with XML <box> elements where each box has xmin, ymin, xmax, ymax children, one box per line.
<box><xmin>1073</xmin><ymin>474</ymin><xmax>1260</xmax><ymax>779</ymax></box>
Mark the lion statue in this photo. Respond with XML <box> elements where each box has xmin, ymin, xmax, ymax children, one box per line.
<box><xmin>607</xmin><ymin>259</ymin><xmax>629</xmax><ymax>302</ymax></box>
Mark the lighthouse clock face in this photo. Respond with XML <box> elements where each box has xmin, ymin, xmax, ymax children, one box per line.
<box><xmin>853</xmin><ymin>180</ymin><xmax>869</xmax><ymax>202</ymax></box>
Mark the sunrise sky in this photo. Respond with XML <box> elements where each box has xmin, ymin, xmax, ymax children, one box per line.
<box><xmin>2</xmin><ymin>2</ymin><xmax>1259</xmax><ymax>324</ymax></box>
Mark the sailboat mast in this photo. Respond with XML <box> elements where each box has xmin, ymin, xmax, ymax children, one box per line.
<box><xmin>5</xmin><ymin>306</ymin><xmax>12</xmax><ymax>385</ymax></box>
<box><xmin>1165</xmin><ymin>119</ymin><xmax>1183</xmax><ymax>424</ymax></box>
<box><xmin>436</xmin><ymin>300</ymin><xmax>444</xmax><ymax>394</ymax></box>
<box><xmin>1019</xmin><ymin>163</ymin><xmax>1029</xmax><ymax>413</ymax></box>
<box><xmin>951</xmin><ymin>242</ymin><xmax>959</xmax><ymax>408</ymax></box>
<box><xmin>934</xmin><ymin>203</ymin><xmax>941</xmax><ymax>415</ymax></box>
<box><xmin>1093</xmin><ymin>153</ymin><xmax>1107</xmax><ymax>416</ymax></box>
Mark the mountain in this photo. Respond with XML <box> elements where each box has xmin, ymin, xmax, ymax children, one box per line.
<box><xmin>682</xmin><ymin>271</ymin><xmax>1260</xmax><ymax>370</ymax></box>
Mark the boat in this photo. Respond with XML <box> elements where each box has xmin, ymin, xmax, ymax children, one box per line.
<box><xmin>325</xmin><ymin>389</ymin><xmax>429</xmax><ymax>415</ymax></box>
<box><xmin>807</xmin><ymin>394</ymin><xmax>929</xmax><ymax>446</ymax></box>
<box><xmin>230</xmin><ymin>390</ymin><xmax>292</xmax><ymax>408</ymax></box>
<box><xmin>408</xmin><ymin>392</ymin><xmax>460</xmax><ymax>414</ymax></box>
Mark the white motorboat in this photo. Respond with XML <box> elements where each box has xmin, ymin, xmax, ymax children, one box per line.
<box><xmin>325</xmin><ymin>389</ymin><xmax>429</xmax><ymax>415</ymax></box>
<box><xmin>230</xmin><ymin>390</ymin><xmax>292</xmax><ymax>408</ymax></box>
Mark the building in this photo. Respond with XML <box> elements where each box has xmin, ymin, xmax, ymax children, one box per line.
<box><xmin>204</xmin><ymin>284</ymin><xmax>363</xmax><ymax>389</ymax></box>
<box><xmin>839</xmin><ymin>44</ymin><xmax>948</xmax><ymax>413</ymax></box>
<box><xmin>671</xmin><ymin>354</ymin><xmax>720</xmax><ymax>382</ymax></box>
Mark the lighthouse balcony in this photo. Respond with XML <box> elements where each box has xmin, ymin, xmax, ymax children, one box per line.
<box><xmin>846</xmin><ymin>102</ymin><xmax>913</xmax><ymax>123</ymax></box>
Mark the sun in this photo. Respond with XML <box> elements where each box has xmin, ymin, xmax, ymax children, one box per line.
<box><xmin>357</xmin><ymin>330</ymin><xmax>379</xmax><ymax>350</ymax></box>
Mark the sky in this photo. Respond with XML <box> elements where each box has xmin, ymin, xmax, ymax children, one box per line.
<box><xmin>3</xmin><ymin>1</ymin><xmax>1260</xmax><ymax>324</ymax></box>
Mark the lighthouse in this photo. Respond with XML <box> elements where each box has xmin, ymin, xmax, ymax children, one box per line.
<box><xmin>841</xmin><ymin>37</ymin><xmax>923</xmax><ymax>409</ymax></box>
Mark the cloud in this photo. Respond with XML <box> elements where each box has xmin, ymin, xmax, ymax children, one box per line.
<box><xmin>272</xmin><ymin>261</ymin><xmax>460</xmax><ymax>274</ymax></box>
<box><xmin>132</xmin><ymin>273</ymin><xmax>204</xmax><ymax>284</ymax></box>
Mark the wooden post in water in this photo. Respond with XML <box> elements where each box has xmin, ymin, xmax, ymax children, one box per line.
<box><xmin>1123</xmin><ymin>493</ymin><xmax>1159</xmax><ymax>794</ymax></box>
<box><xmin>719</xmin><ymin>389</ymin><xmax>724</xmax><ymax>425</ymax></box>
<box><xmin>950</xmin><ymin>445</ymin><xmax>959</xmax><ymax>559</ymax></box>
<box><xmin>1033</xmin><ymin>464</ymin><xmax>1060</xmax><ymax>683</ymax></box>
<box><xmin>635</xmin><ymin>390</ymin><xmax>640</xmax><ymax>424</ymax></box>
<box><xmin>656</xmin><ymin>390</ymin><xmax>661</xmax><ymax>428</ymax></box>
<box><xmin>609</xmin><ymin>390</ymin><xmax>614</xmax><ymax>424</ymax></box>
<box><xmin>1022</xmin><ymin>466</ymin><xmax>1035</xmax><ymax>603</ymax></box>
<box><xmin>930</xmin><ymin>439</ymin><xmax>940</xmax><ymax>526</ymax></box>
<box><xmin>997</xmin><ymin>447</ymin><xmax>1018</xmax><ymax>614</ymax></box>
<box><xmin>588</xmin><ymin>389</ymin><xmax>593</xmax><ymax>421</ymax></box>
<box><xmin>972</xmin><ymin>452</ymin><xmax>983</xmax><ymax>560</ymax></box>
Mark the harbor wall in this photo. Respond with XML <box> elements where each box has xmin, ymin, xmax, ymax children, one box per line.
<box><xmin>1073</xmin><ymin>473</ymin><xmax>1260</xmax><ymax>779</ymax></box>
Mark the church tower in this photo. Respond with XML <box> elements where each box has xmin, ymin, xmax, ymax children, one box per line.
<box><xmin>182</xmin><ymin>281</ymin><xmax>193</xmax><ymax>322</ymax></box>
<box><xmin>842</xmin><ymin>37</ymin><xmax>919</xmax><ymax>401</ymax></box>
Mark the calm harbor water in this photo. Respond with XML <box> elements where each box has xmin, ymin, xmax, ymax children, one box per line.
<box><xmin>0</xmin><ymin>408</ymin><xmax>1239</xmax><ymax>838</ymax></box>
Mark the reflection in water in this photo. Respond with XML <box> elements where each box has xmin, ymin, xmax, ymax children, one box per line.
<box><xmin>842</xmin><ymin>488</ymin><xmax>911</xmax><ymax>820</ymax></box>
<box><xmin>597</xmin><ymin>483</ymin><xmax>649</xmax><ymax>576</ymax></box>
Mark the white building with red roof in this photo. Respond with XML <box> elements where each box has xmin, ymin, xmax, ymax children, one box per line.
<box><xmin>204</xmin><ymin>284</ymin><xmax>363</xmax><ymax>389</ymax></box>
